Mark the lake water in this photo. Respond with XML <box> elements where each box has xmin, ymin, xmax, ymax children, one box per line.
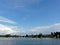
<box><xmin>0</xmin><ymin>38</ymin><xmax>60</xmax><ymax>45</ymax></box>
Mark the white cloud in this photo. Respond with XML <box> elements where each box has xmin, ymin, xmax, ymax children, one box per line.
<box><xmin>0</xmin><ymin>16</ymin><xmax>16</xmax><ymax>24</ymax></box>
<box><xmin>28</xmin><ymin>23</ymin><xmax>60</xmax><ymax>34</ymax></box>
<box><xmin>0</xmin><ymin>23</ymin><xmax>60</xmax><ymax>35</ymax></box>
<box><xmin>0</xmin><ymin>24</ymin><xmax>19</xmax><ymax>35</ymax></box>
<box><xmin>0</xmin><ymin>16</ymin><xmax>25</xmax><ymax>35</ymax></box>
<box><xmin>0</xmin><ymin>16</ymin><xmax>60</xmax><ymax>35</ymax></box>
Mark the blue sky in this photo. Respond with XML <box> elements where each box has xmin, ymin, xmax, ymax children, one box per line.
<box><xmin>0</xmin><ymin>0</ymin><xmax>60</xmax><ymax>35</ymax></box>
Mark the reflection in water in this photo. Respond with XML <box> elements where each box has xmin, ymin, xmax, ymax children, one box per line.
<box><xmin>0</xmin><ymin>38</ymin><xmax>60</xmax><ymax>45</ymax></box>
<box><xmin>0</xmin><ymin>38</ymin><xmax>12</xmax><ymax>45</ymax></box>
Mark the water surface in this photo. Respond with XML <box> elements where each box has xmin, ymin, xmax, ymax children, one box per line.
<box><xmin>0</xmin><ymin>38</ymin><xmax>60</xmax><ymax>45</ymax></box>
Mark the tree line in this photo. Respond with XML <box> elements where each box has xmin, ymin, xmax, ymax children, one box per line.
<box><xmin>0</xmin><ymin>32</ymin><xmax>60</xmax><ymax>38</ymax></box>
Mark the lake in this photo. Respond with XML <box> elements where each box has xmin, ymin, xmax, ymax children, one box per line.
<box><xmin>0</xmin><ymin>38</ymin><xmax>60</xmax><ymax>45</ymax></box>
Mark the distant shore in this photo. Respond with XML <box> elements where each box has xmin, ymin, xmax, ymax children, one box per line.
<box><xmin>0</xmin><ymin>32</ymin><xmax>60</xmax><ymax>38</ymax></box>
